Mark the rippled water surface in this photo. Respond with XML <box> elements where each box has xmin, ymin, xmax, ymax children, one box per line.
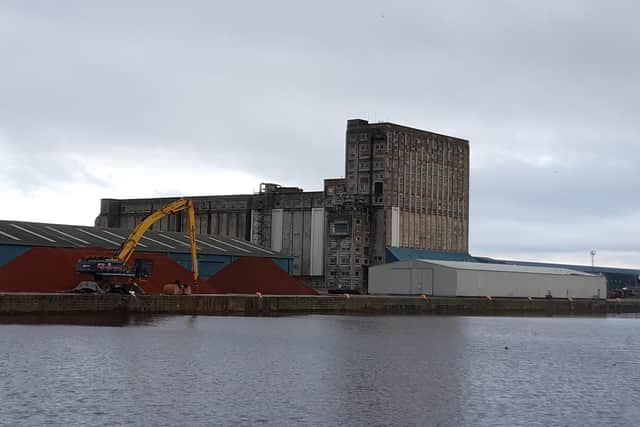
<box><xmin>1</xmin><ymin>314</ymin><xmax>639</xmax><ymax>426</ymax></box>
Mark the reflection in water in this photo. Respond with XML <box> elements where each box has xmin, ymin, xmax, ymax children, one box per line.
<box><xmin>0</xmin><ymin>312</ymin><xmax>161</xmax><ymax>327</ymax></box>
<box><xmin>1</xmin><ymin>315</ymin><xmax>639</xmax><ymax>426</ymax></box>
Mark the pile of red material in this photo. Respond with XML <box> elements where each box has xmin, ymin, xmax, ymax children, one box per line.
<box><xmin>0</xmin><ymin>248</ymin><xmax>315</xmax><ymax>295</ymax></box>
<box><xmin>0</xmin><ymin>247</ymin><xmax>196</xmax><ymax>294</ymax></box>
<box><xmin>203</xmin><ymin>257</ymin><xmax>317</xmax><ymax>295</ymax></box>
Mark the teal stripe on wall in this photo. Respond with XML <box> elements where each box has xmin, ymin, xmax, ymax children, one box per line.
<box><xmin>0</xmin><ymin>246</ymin><xmax>31</xmax><ymax>268</ymax></box>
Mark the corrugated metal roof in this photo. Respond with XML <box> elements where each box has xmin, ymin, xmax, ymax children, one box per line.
<box><xmin>0</xmin><ymin>220</ymin><xmax>284</xmax><ymax>258</ymax></box>
<box><xmin>386</xmin><ymin>247</ymin><xmax>476</xmax><ymax>262</ymax></box>
<box><xmin>416</xmin><ymin>259</ymin><xmax>599</xmax><ymax>276</ymax></box>
<box><xmin>475</xmin><ymin>257</ymin><xmax>640</xmax><ymax>276</ymax></box>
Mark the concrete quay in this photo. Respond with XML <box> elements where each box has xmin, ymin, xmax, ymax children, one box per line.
<box><xmin>1</xmin><ymin>293</ymin><xmax>639</xmax><ymax>316</ymax></box>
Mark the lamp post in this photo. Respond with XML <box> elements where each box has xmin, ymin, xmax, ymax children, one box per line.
<box><xmin>590</xmin><ymin>249</ymin><xmax>597</xmax><ymax>267</ymax></box>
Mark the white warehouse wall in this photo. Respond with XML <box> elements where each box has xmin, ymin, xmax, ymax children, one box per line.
<box><xmin>369</xmin><ymin>260</ymin><xmax>607</xmax><ymax>299</ymax></box>
<box><xmin>368</xmin><ymin>260</ymin><xmax>457</xmax><ymax>295</ymax></box>
<box><xmin>455</xmin><ymin>269</ymin><xmax>606</xmax><ymax>299</ymax></box>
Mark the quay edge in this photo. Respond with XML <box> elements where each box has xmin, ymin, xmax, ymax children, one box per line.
<box><xmin>0</xmin><ymin>293</ymin><xmax>639</xmax><ymax>316</ymax></box>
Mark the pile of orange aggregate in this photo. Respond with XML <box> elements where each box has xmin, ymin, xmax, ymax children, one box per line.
<box><xmin>0</xmin><ymin>247</ymin><xmax>196</xmax><ymax>294</ymax></box>
<box><xmin>203</xmin><ymin>257</ymin><xmax>317</xmax><ymax>295</ymax></box>
<box><xmin>0</xmin><ymin>248</ymin><xmax>315</xmax><ymax>295</ymax></box>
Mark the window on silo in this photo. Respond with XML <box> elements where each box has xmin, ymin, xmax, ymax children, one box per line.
<box><xmin>374</xmin><ymin>182</ymin><xmax>383</xmax><ymax>195</ymax></box>
<box><xmin>333</xmin><ymin>222</ymin><xmax>349</xmax><ymax>235</ymax></box>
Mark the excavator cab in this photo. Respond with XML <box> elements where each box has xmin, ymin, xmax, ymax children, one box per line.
<box><xmin>76</xmin><ymin>257</ymin><xmax>129</xmax><ymax>275</ymax></box>
<box><xmin>74</xmin><ymin>257</ymin><xmax>138</xmax><ymax>293</ymax></box>
<box><xmin>133</xmin><ymin>259</ymin><xmax>154</xmax><ymax>279</ymax></box>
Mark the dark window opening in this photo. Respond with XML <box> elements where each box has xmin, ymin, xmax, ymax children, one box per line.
<box><xmin>374</xmin><ymin>182</ymin><xmax>383</xmax><ymax>195</ymax></box>
<box><xmin>333</xmin><ymin>222</ymin><xmax>349</xmax><ymax>235</ymax></box>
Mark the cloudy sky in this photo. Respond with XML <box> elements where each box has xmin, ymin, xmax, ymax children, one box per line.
<box><xmin>1</xmin><ymin>1</ymin><xmax>638</xmax><ymax>268</ymax></box>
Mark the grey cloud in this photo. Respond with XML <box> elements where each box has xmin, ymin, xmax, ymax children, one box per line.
<box><xmin>1</xmin><ymin>0</ymin><xmax>639</xmax><ymax>264</ymax></box>
<box><xmin>1</xmin><ymin>144</ymin><xmax>110</xmax><ymax>194</ymax></box>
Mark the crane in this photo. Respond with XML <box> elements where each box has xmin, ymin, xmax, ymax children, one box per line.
<box><xmin>74</xmin><ymin>198</ymin><xmax>199</xmax><ymax>294</ymax></box>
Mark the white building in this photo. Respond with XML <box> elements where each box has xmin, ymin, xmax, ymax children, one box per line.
<box><xmin>369</xmin><ymin>259</ymin><xmax>606</xmax><ymax>299</ymax></box>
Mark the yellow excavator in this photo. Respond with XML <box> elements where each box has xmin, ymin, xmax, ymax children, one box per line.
<box><xmin>74</xmin><ymin>198</ymin><xmax>199</xmax><ymax>295</ymax></box>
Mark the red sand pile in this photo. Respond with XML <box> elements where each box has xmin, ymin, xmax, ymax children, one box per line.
<box><xmin>0</xmin><ymin>247</ymin><xmax>197</xmax><ymax>294</ymax></box>
<box><xmin>0</xmin><ymin>248</ymin><xmax>313</xmax><ymax>295</ymax></box>
<box><xmin>203</xmin><ymin>257</ymin><xmax>317</xmax><ymax>295</ymax></box>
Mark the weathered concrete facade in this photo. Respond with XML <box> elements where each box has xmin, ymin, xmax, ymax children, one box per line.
<box><xmin>323</xmin><ymin>120</ymin><xmax>469</xmax><ymax>291</ymax></box>
<box><xmin>96</xmin><ymin>119</ymin><xmax>470</xmax><ymax>291</ymax></box>
<box><xmin>96</xmin><ymin>185</ymin><xmax>323</xmax><ymax>284</ymax></box>
<box><xmin>97</xmin><ymin>194</ymin><xmax>253</xmax><ymax>239</ymax></box>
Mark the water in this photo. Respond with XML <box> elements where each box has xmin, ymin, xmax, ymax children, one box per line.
<box><xmin>1</xmin><ymin>314</ymin><xmax>639</xmax><ymax>426</ymax></box>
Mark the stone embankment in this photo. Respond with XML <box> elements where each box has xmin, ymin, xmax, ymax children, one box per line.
<box><xmin>1</xmin><ymin>293</ymin><xmax>639</xmax><ymax>316</ymax></box>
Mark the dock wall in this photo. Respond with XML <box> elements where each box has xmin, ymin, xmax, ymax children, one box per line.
<box><xmin>1</xmin><ymin>293</ymin><xmax>639</xmax><ymax>316</ymax></box>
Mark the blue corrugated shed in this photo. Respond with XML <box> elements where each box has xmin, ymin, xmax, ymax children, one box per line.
<box><xmin>0</xmin><ymin>245</ymin><xmax>30</xmax><ymax>267</ymax></box>
<box><xmin>169</xmin><ymin>253</ymin><xmax>292</xmax><ymax>279</ymax></box>
<box><xmin>169</xmin><ymin>254</ymin><xmax>237</xmax><ymax>279</ymax></box>
<box><xmin>0</xmin><ymin>219</ymin><xmax>293</xmax><ymax>278</ymax></box>
<box><xmin>385</xmin><ymin>247</ymin><xmax>476</xmax><ymax>263</ymax></box>
<box><xmin>476</xmin><ymin>257</ymin><xmax>640</xmax><ymax>289</ymax></box>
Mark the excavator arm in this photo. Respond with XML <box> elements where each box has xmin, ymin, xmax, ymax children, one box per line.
<box><xmin>116</xmin><ymin>198</ymin><xmax>199</xmax><ymax>282</ymax></box>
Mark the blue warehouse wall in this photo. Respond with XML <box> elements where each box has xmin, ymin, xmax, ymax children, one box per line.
<box><xmin>0</xmin><ymin>245</ymin><xmax>31</xmax><ymax>268</ymax></box>
<box><xmin>169</xmin><ymin>253</ymin><xmax>232</xmax><ymax>279</ymax></box>
<box><xmin>168</xmin><ymin>253</ymin><xmax>293</xmax><ymax>279</ymax></box>
<box><xmin>168</xmin><ymin>253</ymin><xmax>292</xmax><ymax>278</ymax></box>
<box><xmin>272</xmin><ymin>258</ymin><xmax>291</xmax><ymax>273</ymax></box>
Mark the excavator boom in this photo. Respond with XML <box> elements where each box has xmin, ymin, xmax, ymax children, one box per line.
<box><xmin>116</xmin><ymin>198</ymin><xmax>199</xmax><ymax>281</ymax></box>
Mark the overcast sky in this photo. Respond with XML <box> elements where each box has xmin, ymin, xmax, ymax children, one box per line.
<box><xmin>1</xmin><ymin>1</ymin><xmax>638</xmax><ymax>268</ymax></box>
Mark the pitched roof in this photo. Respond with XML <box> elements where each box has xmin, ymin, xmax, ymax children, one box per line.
<box><xmin>385</xmin><ymin>247</ymin><xmax>476</xmax><ymax>262</ymax></box>
<box><xmin>416</xmin><ymin>259</ymin><xmax>599</xmax><ymax>276</ymax></box>
<box><xmin>0</xmin><ymin>220</ymin><xmax>284</xmax><ymax>258</ymax></box>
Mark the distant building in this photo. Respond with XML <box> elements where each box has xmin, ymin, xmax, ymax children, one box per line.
<box><xmin>95</xmin><ymin>119</ymin><xmax>470</xmax><ymax>291</ymax></box>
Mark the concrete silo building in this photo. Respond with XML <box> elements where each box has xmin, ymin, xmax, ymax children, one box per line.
<box><xmin>95</xmin><ymin>119</ymin><xmax>470</xmax><ymax>292</ymax></box>
<box><xmin>323</xmin><ymin>119</ymin><xmax>469</xmax><ymax>290</ymax></box>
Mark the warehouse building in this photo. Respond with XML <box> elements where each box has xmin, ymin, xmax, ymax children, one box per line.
<box><xmin>475</xmin><ymin>257</ymin><xmax>640</xmax><ymax>290</ymax></box>
<box><xmin>0</xmin><ymin>219</ymin><xmax>315</xmax><ymax>295</ymax></box>
<box><xmin>368</xmin><ymin>259</ymin><xmax>607</xmax><ymax>299</ymax></box>
<box><xmin>96</xmin><ymin>119</ymin><xmax>470</xmax><ymax>292</ymax></box>
<box><xmin>386</xmin><ymin>249</ymin><xmax>640</xmax><ymax>291</ymax></box>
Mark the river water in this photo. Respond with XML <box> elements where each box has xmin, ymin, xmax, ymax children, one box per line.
<box><xmin>1</xmin><ymin>314</ymin><xmax>639</xmax><ymax>426</ymax></box>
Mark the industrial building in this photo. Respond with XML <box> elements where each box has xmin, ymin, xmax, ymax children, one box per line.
<box><xmin>2</xmin><ymin>116</ymin><xmax>635</xmax><ymax>298</ymax></box>
<box><xmin>96</xmin><ymin>119</ymin><xmax>470</xmax><ymax>292</ymax></box>
<box><xmin>92</xmin><ymin>117</ymin><xmax>636</xmax><ymax>297</ymax></box>
<box><xmin>96</xmin><ymin>184</ymin><xmax>326</xmax><ymax>286</ymax></box>
<box><xmin>368</xmin><ymin>259</ymin><xmax>607</xmax><ymax>299</ymax></box>
<box><xmin>0</xmin><ymin>219</ymin><xmax>316</xmax><ymax>295</ymax></box>
<box><xmin>385</xmin><ymin>248</ymin><xmax>640</xmax><ymax>291</ymax></box>
<box><xmin>475</xmin><ymin>257</ymin><xmax>640</xmax><ymax>290</ymax></box>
